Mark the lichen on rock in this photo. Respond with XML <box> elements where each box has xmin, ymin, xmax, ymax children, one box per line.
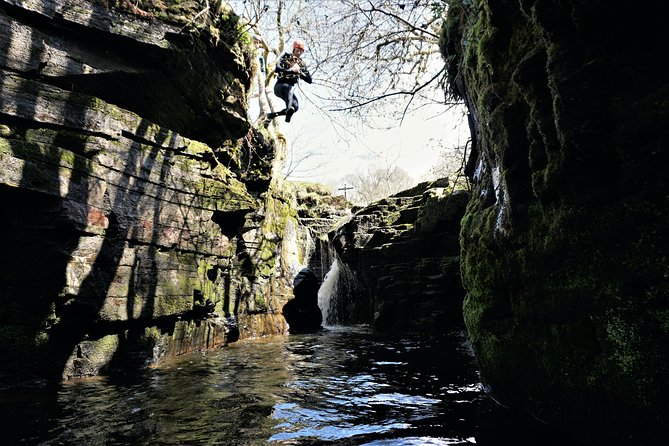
<box><xmin>0</xmin><ymin>0</ymin><xmax>315</xmax><ymax>381</ymax></box>
<box><xmin>442</xmin><ymin>1</ymin><xmax>668</xmax><ymax>444</ymax></box>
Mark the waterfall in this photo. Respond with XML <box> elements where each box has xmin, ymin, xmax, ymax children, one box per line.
<box><xmin>315</xmin><ymin>237</ymin><xmax>344</xmax><ymax>326</ymax></box>
<box><xmin>317</xmin><ymin>257</ymin><xmax>340</xmax><ymax>326</ymax></box>
<box><xmin>319</xmin><ymin>236</ymin><xmax>331</xmax><ymax>282</ymax></box>
<box><xmin>313</xmin><ymin>232</ymin><xmax>371</xmax><ymax>327</ymax></box>
<box><xmin>303</xmin><ymin>228</ymin><xmax>313</xmax><ymax>271</ymax></box>
<box><xmin>317</xmin><ymin>253</ymin><xmax>368</xmax><ymax>327</ymax></box>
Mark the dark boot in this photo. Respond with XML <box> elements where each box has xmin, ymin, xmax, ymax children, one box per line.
<box><xmin>285</xmin><ymin>107</ymin><xmax>295</xmax><ymax>123</ymax></box>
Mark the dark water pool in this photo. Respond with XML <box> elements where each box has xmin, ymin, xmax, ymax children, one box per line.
<box><xmin>2</xmin><ymin>327</ymin><xmax>580</xmax><ymax>445</ymax></box>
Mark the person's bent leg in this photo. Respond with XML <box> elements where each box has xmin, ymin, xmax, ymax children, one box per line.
<box><xmin>265</xmin><ymin>83</ymin><xmax>286</xmax><ymax>128</ymax></box>
<box><xmin>275</xmin><ymin>83</ymin><xmax>293</xmax><ymax>113</ymax></box>
<box><xmin>286</xmin><ymin>93</ymin><xmax>299</xmax><ymax>122</ymax></box>
<box><xmin>286</xmin><ymin>86</ymin><xmax>295</xmax><ymax>111</ymax></box>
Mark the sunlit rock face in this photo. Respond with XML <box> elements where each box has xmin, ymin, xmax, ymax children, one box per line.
<box><xmin>442</xmin><ymin>1</ymin><xmax>668</xmax><ymax>444</ymax></box>
<box><xmin>0</xmin><ymin>0</ymin><xmax>303</xmax><ymax>380</ymax></box>
<box><xmin>329</xmin><ymin>179</ymin><xmax>470</xmax><ymax>336</ymax></box>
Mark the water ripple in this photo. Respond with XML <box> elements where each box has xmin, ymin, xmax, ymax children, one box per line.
<box><xmin>2</xmin><ymin>328</ymin><xmax>584</xmax><ymax>445</ymax></box>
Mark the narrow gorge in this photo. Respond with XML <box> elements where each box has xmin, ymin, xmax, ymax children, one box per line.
<box><xmin>0</xmin><ymin>1</ymin><xmax>666</xmax><ymax>445</ymax></box>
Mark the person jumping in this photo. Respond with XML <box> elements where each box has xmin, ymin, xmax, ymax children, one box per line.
<box><xmin>265</xmin><ymin>39</ymin><xmax>312</xmax><ymax>126</ymax></box>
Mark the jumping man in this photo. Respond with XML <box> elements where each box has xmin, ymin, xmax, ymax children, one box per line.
<box><xmin>265</xmin><ymin>39</ymin><xmax>312</xmax><ymax>126</ymax></box>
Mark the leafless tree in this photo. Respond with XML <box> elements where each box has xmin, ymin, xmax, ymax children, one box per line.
<box><xmin>229</xmin><ymin>0</ymin><xmax>455</xmax><ymax>122</ymax></box>
<box><xmin>423</xmin><ymin>143</ymin><xmax>470</xmax><ymax>190</ymax></box>
<box><xmin>229</xmin><ymin>1</ymin><xmax>472</xmax><ymax>192</ymax></box>
<box><xmin>343</xmin><ymin>164</ymin><xmax>415</xmax><ymax>205</ymax></box>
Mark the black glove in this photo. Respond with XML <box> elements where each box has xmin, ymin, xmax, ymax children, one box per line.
<box><xmin>301</xmin><ymin>69</ymin><xmax>313</xmax><ymax>84</ymax></box>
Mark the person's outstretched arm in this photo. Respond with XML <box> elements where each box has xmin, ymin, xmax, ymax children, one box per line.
<box><xmin>300</xmin><ymin>68</ymin><xmax>312</xmax><ymax>84</ymax></box>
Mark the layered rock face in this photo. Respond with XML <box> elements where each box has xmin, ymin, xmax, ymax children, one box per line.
<box><xmin>329</xmin><ymin>180</ymin><xmax>469</xmax><ymax>335</ymax></box>
<box><xmin>442</xmin><ymin>1</ymin><xmax>668</xmax><ymax>444</ymax></box>
<box><xmin>0</xmin><ymin>0</ymin><xmax>307</xmax><ymax>380</ymax></box>
<box><xmin>284</xmin><ymin>181</ymin><xmax>352</xmax><ymax>280</ymax></box>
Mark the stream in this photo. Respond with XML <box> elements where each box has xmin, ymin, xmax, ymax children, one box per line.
<box><xmin>2</xmin><ymin>326</ymin><xmax>581</xmax><ymax>445</ymax></box>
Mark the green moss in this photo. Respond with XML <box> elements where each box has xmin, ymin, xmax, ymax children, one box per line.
<box><xmin>195</xmin><ymin>258</ymin><xmax>225</xmax><ymax>306</ymax></box>
<box><xmin>284</xmin><ymin>181</ymin><xmax>333</xmax><ymax>196</ymax></box>
<box><xmin>253</xmin><ymin>292</ymin><xmax>267</xmax><ymax>312</ymax></box>
<box><xmin>655</xmin><ymin>309</ymin><xmax>669</xmax><ymax>332</ymax></box>
<box><xmin>183</xmin><ymin>138</ymin><xmax>211</xmax><ymax>157</ymax></box>
<box><xmin>142</xmin><ymin>326</ymin><xmax>163</xmax><ymax>344</ymax></box>
<box><xmin>445</xmin><ymin>0</ymin><xmax>669</xmax><ymax>441</ymax></box>
<box><xmin>94</xmin><ymin>335</ymin><xmax>120</xmax><ymax>359</ymax></box>
<box><xmin>2</xmin><ymin>135</ymin><xmax>89</xmax><ymax>170</ymax></box>
<box><xmin>215</xmin><ymin>5</ymin><xmax>249</xmax><ymax>45</ymax></box>
<box><xmin>0</xmin><ymin>124</ymin><xmax>13</xmax><ymax>136</ymax></box>
<box><xmin>605</xmin><ymin>313</ymin><xmax>643</xmax><ymax>375</ymax></box>
<box><xmin>164</xmin><ymin>270</ymin><xmax>195</xmax><ymax>297</ymax></box>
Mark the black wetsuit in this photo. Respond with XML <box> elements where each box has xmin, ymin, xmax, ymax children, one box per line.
<box><xmin>270</xmin><ymin>52</ymin><xmax>312</xmax><ymax>120</ymax></box>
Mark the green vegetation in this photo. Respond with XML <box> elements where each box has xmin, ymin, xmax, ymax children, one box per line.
<box><xmin>443</xmin><ymin>1</ymin><xmax>669</xmax><ymax>442</ymax></box>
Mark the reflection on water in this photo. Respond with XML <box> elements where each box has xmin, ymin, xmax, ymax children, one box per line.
<box><xmin>1</xmin><ymin>327</ymin><xmax>581</xmax><ymax>445</ymax></box>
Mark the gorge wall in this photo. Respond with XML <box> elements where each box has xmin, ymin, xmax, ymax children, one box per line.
<box><xmin>442</xmin><ymin>1</ymin><xmax>668</xmax><ymax>444</ymax></box>
<box><xmin>328</xmin><ymin>179</ymin><xmax>469</xmax><ymax>336</ymax></box>
<box><xmin>0</xmin><ymin>0</ymin><xmax>323</xmax><ymax>381</ymax></box>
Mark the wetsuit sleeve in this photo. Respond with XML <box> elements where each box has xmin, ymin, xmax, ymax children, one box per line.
<box><xmin>300</xmin><ymin>68</ymin><xmax>312</xmax><ymax>84</ymax></box>
<box><xmin>296</xmin><ymin>58</ymin><xmax>312</xmax><ymax>83</ymax></box>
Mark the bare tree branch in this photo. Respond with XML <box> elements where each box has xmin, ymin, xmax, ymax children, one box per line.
<box><xmin>361</xmin><ymin>1</ymin><xmax>439</xmax><ymax>40</ymax></box>
<box><xmin>329</xmin><ymin>66</ymin><xmax>446</xmax><ymax>112</ymax></box>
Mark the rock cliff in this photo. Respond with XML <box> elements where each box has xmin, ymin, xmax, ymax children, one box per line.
<box><xmin>329</xmin><ymin>179</ymin><xmax>469</xmax><ymax>336</ymax></box>
<box><xmin>0</xmin><ymin>0</ymin><xmax>325</xmax><ymax>381</ymax></box>
<box><xmin>442</xmin><ymin>1</ymin><xmax>668</xmax><ymax>444</ymax></box>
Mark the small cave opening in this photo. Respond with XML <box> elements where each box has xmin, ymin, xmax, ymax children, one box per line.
<box><xmin>206</xmin><ymin>265</ymin><xmax>220</xmax><ymax>282</ymax></box>
<box><xmin>211</xmin><ymin>209</ymin><xmax>249</xmax><ymax>239</ymax></box>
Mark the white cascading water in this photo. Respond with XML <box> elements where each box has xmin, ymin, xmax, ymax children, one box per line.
<box><xmin>317</xmin><ymin>257</ymin><xmax>340</xmax><ymax>326</ymax></box>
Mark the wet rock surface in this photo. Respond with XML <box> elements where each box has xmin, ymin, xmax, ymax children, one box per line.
<box><xmin>330</xmin><ymin>179</ymin><xmax>470</xmax><ymax>336</ymax></box>
<box><xmin>0</xmin><ymin>0</ymin><xmax>305</xmax><ymax>381</ymax></box>
<box><xmin>282</xmin><ymin>268</ymin><xmax>322</xmax><ymax>334</ymax></box>
<box><xmin>442</xmin><ymin>1</ymin><xmax>668</xmax><ymax>444</ymax></box>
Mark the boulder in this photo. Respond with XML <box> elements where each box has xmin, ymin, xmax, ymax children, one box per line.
<box><xmin>282</xmin><ymin>268</ymin><xmax>323</xmax><ymax>334</ymax></box>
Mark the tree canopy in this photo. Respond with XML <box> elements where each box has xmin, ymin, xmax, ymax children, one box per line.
<box><xmin>232</xmin><ymin>0</ymin><xmax>452</xmax><ymax>120</ymax></box>
<box><xmin>230</xmin><ymin>0</ymin><xmax>468</xmax><ymax>191</ymax></box>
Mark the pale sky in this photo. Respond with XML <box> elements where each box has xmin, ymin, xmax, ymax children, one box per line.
<box><xmin>252</xmin><ymin>83</ymin><xmax>470</xmax><ymax>194</ymax></box>
<box><xmin>234</xmin><ymin>1</ymin><xmax>470</xmax><ymax>197</ymax></box>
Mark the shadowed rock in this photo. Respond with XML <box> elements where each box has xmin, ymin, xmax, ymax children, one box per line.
<box><xmin>282</xmin><ymin>268</ymin><xmax>322</xmax><ymax>334</ymax></box>
<box><xmin>442</xmin><ymin>1</ymin><xmax>668</xmax><ymax>444</ymax></box>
